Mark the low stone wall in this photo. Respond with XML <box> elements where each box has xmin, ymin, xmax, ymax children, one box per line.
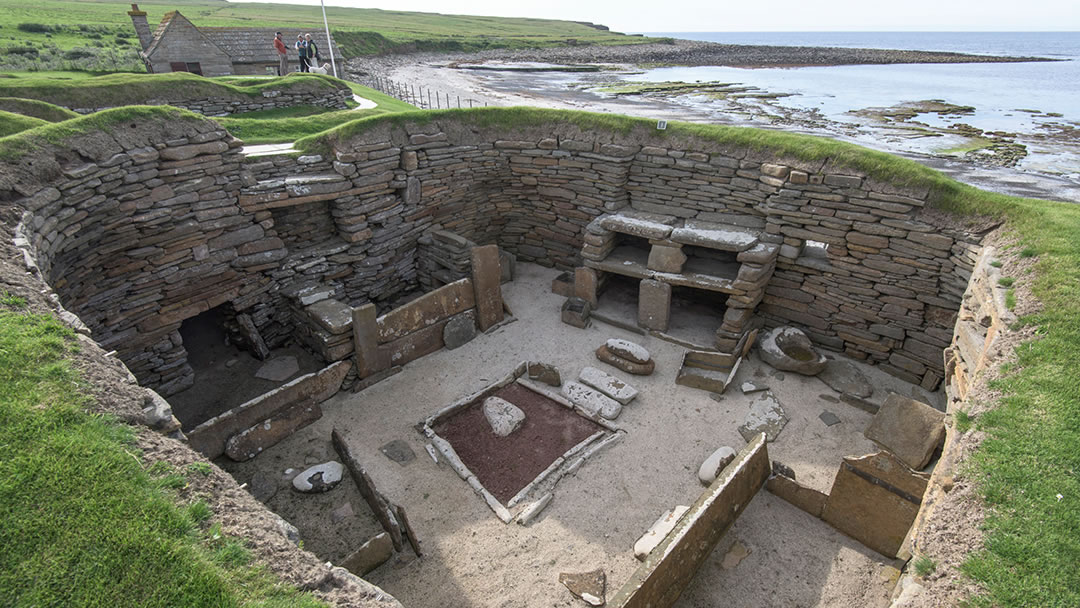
<box><xmin>5</xmin><ymin>110</ymin><xmax>982</xmax><ymax>400</ymax></box>
<box><xmin>71</xmin><ymin>87</ymin><xmax>351</xmax><ymax>116</ymax></box>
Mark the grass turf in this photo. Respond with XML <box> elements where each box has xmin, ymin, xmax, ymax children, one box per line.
<box><xmin>0</xmin><ymin>0</ymin><xmax>656</xmax><ymax>62</ymax></box>
<box><xmin>0</xmin><ymin>71</ymin><xmax>347</xmax><ymax>110</ymax></box>
<box><xmin>0</xmin><ymin>108</ymin><xmax>48</xmax><ymax>136</ymax></box>
<box><xmin>0</xmin><ymin>306</ymin><xmax>326</xmax><ymax>607</ymax></box>
<box><xmin>0</xmin><ymin>96</ymin><xmax>79</xmax><ymax>121</ymax></box>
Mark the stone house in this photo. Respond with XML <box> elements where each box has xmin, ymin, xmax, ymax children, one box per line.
<box><xmin>127</xmin><ymin>4</ymin><xmax>343</xmax><ymax>77</ymax></box>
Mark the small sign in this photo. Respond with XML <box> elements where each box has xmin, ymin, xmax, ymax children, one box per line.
<box><xmin>656</xmin><ymin>120</ymin><xmax>667</xmax><ymax>130</ymax></box>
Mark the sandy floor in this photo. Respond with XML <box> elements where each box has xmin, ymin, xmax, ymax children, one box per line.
<box><xmin>218</xmin><ymin>263</ymin><xmax>940</xmax><ymax>607</ymax></box>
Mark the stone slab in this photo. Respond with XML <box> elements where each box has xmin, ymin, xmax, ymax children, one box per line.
<box><xmin>292</xmin><ymin>461</ymin><xmax>344</xmax><ymax>493</ymax></box>
<box><xmin>562</xmin><ymin>297</ymin><xmax>591</xmax><ymax>329</ymax></box>
<box><xmin>575</xmin><ymin>267</ymin><xmax>599</xmax><ymax>307</ymax></box>
<box><xmin>818</xmin><ymin>359</ymin><xmax>874</xmax><ymax>398</ymax></box>
<box><xmin>482</xmin><ymin>396</ymin><xmax>527</xmax><ymax>436</ymax></box>
<box><xmin>766</xmin><ymin>471</ymin><xmax>829</xmax><ymax>518</ymax></box>
<box><xmin>600</xmin><ymin>211</ymin><xmax>677</xmax><ymax>240</ymax></box>
<box><xmin>306</xmin><ymin>298</ymin><xmax>353</xmax><ymax>334</ymax></box>
<box><xmin>379</xmin><ymin>439</ymin><xmax>416</xmax><ymax>464</ymax></box>
<box><xmin>254</xmin><ymin>356</ymin><xmax>300</xmax><ymax>382</ymax></box>
<box><xmin>562</xmin><ymin>381</ymin><xmax>623</xmax><ymax>420</ymax></box>
<box><xmin>224</xmin><ymin>400</ymin><xmax>322</xmax><ymax>462</ymax></box>
<box><xmin>376</xmin><ymin>278</ymin><xmax>474</xmax><ymax>342</ymax></box>
<box><xmin>864</xmin><ymin>394</ymin><xmax>946</xmax><ymax>470</ymax></box>
<box><xmin>377</xmin><ymin>317</ymin><xmax>451</xmax><ymax>368</ymax></box>
<box><xmin>442</xmin><ymin>310</ymin><xmax>478</xmax><ymax>350</ymax></box>
<box><xmin>638</xmin><ymin>279</ymin><xmax>671</xmax><ymax>332</ymax></box>
<box><xmin>821</xmin><ymin>451</ymin><xmax>930</xmax><ymax>557</ymax></box>
<box><xmin>605</xmin><ymin>339</ymin><xmax>651</xmax><ymax>364</ymax></box>
<box><xmin>471</xmin><ymin>245</ymin><xmax>504</xmax><ymax>331</ymax></box>
<box><xmin>647</xmin><ymin>244</ymin><xmax>687</xmax><ymax>273</ymax></box>
<box><xmin>341</xmin><ymin>532</ymin><xmax>394</xmax><ymax>576</ymax></box>
<box><xmin>596</xmin><ymin>345</ymin><xmax>655</xmax><ymax>376</ymax></box>
<box><xmin>332</xmin><ymin>429</ymin><xmax>404</xmax><ymax>552</ymax></box>
<box><xmin>669</xmin><ymin>220</ymin><xmax>759</xmax><ymax>252</ymax></box>
<box><xmin>527</xmin><ymin>362</ymin><xmax>562</xmax><ymax>387</ymax></box>
<box><xmin>560</xmin><ymin>569</ymin><xmax>607</xmax><ymax>607</ymax></box>
<box><xmin>352</xmin><ymin>303</ymin><xmax>387</xmax><ymax>379</ymax></box>
<box><xmin>738</xmin><ymin>391</ymin><xmax>788</xmax><ymax>443</ymax></box>
<box><xmin>188</xmin><ymin>361</ymin><xmax>350</xmax><ymax>459</ymax></box>
<box><xmin>578</xmin><ymin>366</ymin><xmax>639</xmax><ymax>405</ymax></box>
<box><xmin>634</xmin><ymin>506</ymin><xmax>690</xmax><ymax>560</ymax></box>
<box><xmin>609</xmin><ymin>434</ymin><xmax>770</xmax><ymax>608</ymax></box>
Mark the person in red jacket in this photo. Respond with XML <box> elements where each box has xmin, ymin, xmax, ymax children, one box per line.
<box><xmin>273</xmin><ymin>32</ymin><xmax>288</xmax><ymax>76</ymax></box>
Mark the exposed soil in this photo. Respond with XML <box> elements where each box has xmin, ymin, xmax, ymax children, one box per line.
<box><xmin>434</xmin><ymin>382</ymin><xmax>603</xmax><ymax>503</ymax></box>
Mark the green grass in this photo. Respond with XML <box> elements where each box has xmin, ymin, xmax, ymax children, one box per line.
<box><xmin>1005</xmin><ymin>288</ymin><xmax>1017</xmax><ymax>311</ymax></box>
<box><xmin>998</xmin><ymin>277</ymin><xmax>1016</xmax><ymax>287</ymax></box>
<box><xmin>0</xmin><ymin>71</ymin><xmax>347</xmax><ymax>110</ymax></box>
<box><xmin>0</xmin><ymin>107</ymin><xmax>47</xmax><ymax>136</ymax></box>
<box><xmin>956</xmin><ymin>410</ymin><xmax>975</xmax><ymax>434</ymax></box>
<box><xmin>217</xmin><ymin>83</ymin><xmax>415</xmax><ymax>144</ymax></box>
<box><xmin>1020</xmin><ymin>247</ymin><xmax>1038</xmax><ymax>258</ymax></box>
<box><xmin>914</xmin><ymin>554</ymin><xmax>938</xmax><ymax>577</ymax></box>
<box><xmin>0</xmin><ymin>96</ymin><xmax>78</xmax><ymax>120</ymax></box>
<box><xmin>0</xmin><ymin>312</ymin><xmax>326</xmax><ymax>606</ymax></box>
<box><xmin>0</xmin><ymin>0</ymin><xmax>655</xmax><ymax>66</ymax></box>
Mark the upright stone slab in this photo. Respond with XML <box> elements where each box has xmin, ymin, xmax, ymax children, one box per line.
<box><xmin>864</xmin><ymin>394</ymin><xmax>946</xmax><ymax>470</ymax></box>
<box><xmin>575</xmin><ymin>267</ymin><xmax>599</xmax><ymax>307</ymax></box>
<box><xmin>647</xmin><ymin>244</ymin><xmax>686</xmax><ymax>273</ymax></box>
<box><xmin>821</xmin><ymin>451</ymin><xmax>930</xmax><ymax>557</ymax></box>
<box><xmin>471</xmin><ymin>245</ymin><xmax>504</xmax><ymax>332</ymax></box>
<box><xmin>638</xmin><ymin>279</ymin><xmax>671</xmax><ymax>332</ymax></box>
<box><xmin>609</xmin><ymin>434</ymin><xmax>770</xmax><ymax>608</ymax></box>
<box><xmin>352</xmin><ymin>303</ymin><xmax>385</xmax><ymax>379</ymax></box>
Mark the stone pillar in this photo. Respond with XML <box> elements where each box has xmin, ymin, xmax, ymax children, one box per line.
<box><xmin>638</xmin><ymin>279</ymin><xmax>671</xmax><ymax>331</ymax></box>
<box><xmin>647</xmin><ymin>243</ymin><xmax>686</xmax><ymax>273</ymax></box>
<box><xmin>471</xmin><ymin>245</ymin><xmax>504</xmax><ymax>331</ymax></box>
<box><xmin>352</xmin><ymin>303</ymin><xmax>385</xmax><ymax>379</ymax></box>
<box><xmin>574</xmin><ymin>267</ymin><xmax>598</xmax><ymax>307</ymax></box>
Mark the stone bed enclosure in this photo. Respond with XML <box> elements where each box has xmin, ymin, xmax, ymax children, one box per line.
<box><xmin>2</xmin><ymin>107</ymin><xmax>1009</xmax><ymax>606</ymax></box>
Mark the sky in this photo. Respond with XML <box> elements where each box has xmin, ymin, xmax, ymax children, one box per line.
<box><xmin>230</xmin><ymin>0</ymin><xmax>1080</xmax><ymax>33</ymax></box>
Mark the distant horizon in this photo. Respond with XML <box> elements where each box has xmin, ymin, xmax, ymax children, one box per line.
<box><xmin>639</xmin><ymin>30</ymin><xmax>1080</xmax><ymax>33</ymax></box>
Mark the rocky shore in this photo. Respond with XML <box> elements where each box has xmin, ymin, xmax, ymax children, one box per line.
<box><xmin>348</xmin><ymin>38</ymin><xmax>1053</xmax><ymax>75</ymax></box>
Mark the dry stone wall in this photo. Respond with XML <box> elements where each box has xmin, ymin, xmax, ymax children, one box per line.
<box><xmin>70</xmin><ymin>88</ymin><xmax>351</xmax><ymax>117</ymax></box>
<box><xmin>6</xmin><ymin>111</ymin><xmax>981</xmax><ymax>400</ymax></box>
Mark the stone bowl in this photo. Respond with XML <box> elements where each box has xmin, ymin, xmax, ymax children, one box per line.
<box><xmin>758</xmin><ymin>326</ymin><xmax>827</xmax><ymax>376</ymax></box>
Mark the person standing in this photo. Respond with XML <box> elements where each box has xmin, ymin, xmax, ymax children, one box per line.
<box><xmin>295</xmin><ymin>34</ymin><xmax>309</xmax><ymax>72</ymax></box>
<box><xmin>273</xmin><ymin>31</ymin><xmax>288</xmax><ymax>75</ymax></box>
<box><xmin>304</xmin><ymin>33</ymin><xmax>320</xmax><ymax>71</ymax></box>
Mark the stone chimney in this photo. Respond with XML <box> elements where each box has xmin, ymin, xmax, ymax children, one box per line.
<box><xmin>128</xmin><ymin>4</ymin><xmax>152</xmax><ymax>52</ymax></box>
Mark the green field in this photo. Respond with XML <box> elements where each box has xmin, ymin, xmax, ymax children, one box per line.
<box><xmin>0</xmin><ymin>0</ymin><xmax>656</xmax><ymax>71</ymax></box>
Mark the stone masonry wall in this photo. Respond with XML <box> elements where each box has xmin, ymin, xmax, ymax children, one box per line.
<box><xmin>71</xmin><ymin>88</ymin><xmax>351</xmax><ymax>117</ymax></box>
<box><xmin>6</xmin><ymin>112</ymin><xmax>980</xmax><ymax>398</ymax></box>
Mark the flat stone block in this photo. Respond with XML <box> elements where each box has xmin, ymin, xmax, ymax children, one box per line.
<box><xmin>698</xmin><ymin>446</ymin><xmax>736</xmax><ymax>485</ymax></box>
<box><xmin>224</xmin><ymin>400</ymin><xmax>322</xmax><ymax>462</ymax></box>
<box><xmin>647</xmin><ymin>244</ymin><xmax>686</xmax><ymax>273</ymax></box>
<box><xmin>471</xmin><ymin>244</ymin><xmax>504</xmax><ymax>331</ymax></box>
<box><xmin>596</xmin><ymin>345</ymin><xmax>655</xmax><ymax>376</ymax></box>
<box><xmin>864</xmin><ymin>394</ymin><xmax>946</xmax><ymax>470</ymax></box>
<box><xmin>738</xmin><ymin>391</ymin><xmax>788</xmax><ymax>443</ymax></box>
<box><xmin>574</xmin><ymin>267</ymin><xmax>599</xmax><ymax>307</ymax></box>
<box><xmin>483</xmin><ymin>396</ymin><xmax>526</xmax><ymax>437</ymax></box>
<box><xmin>341</xmin><ymin>532</ymin><xmax>393</xmax><ymax>576</ymax></box>
<box><xmin>579</xmin><ymin>366</ymin><xmax>638</xmax><ymax>405</ymax></box>
<box><xmin>562</xmin><ymin>381</ymin><xmax>623</xmax><ymax>420</ymax></box>
<box><xmin>255</xmin><ymin>356</ymin><xmax>299</xmax><ymax>382</ymax></box>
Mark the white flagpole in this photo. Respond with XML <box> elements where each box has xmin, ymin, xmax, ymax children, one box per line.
<box><xmin>320</xmin><ymin>0</ymin><xmax>338</xmax><ymax>78</ymax></box>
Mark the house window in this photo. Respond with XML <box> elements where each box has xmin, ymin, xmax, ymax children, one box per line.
<box><xmin>168</xmin><ymin>61</ymin><xmax>202</xmax><ymax>75</ymax></box>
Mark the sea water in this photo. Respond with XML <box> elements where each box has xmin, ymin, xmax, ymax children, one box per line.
<box><xmin>635</xmin><ymin>32</ymin><xmax>1080</xmax><ymax>128</ymax></box>
<box><xmin>633</xmin><ymin>32</ymin><xmax>1080</xmax><ymax>174</ymax></box>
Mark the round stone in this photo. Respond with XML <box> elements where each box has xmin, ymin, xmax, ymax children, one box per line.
<box><xmin>292</xmin><ymin>461</ymin><xmax>344</xmax><ymax>493</ymax></box>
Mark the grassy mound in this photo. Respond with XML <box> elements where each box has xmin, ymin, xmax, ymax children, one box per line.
<box><xmin>0</xmin><ymin>301</ymin><xmax>325</xmax><ymax>607</ymax></box>
<box><xmin>0</xmin><ymin>72</ymin><xmax>349</xmax><ymax>110</ymax></box>
<box><xmin>0</xmin><ymin>108</ymin><xmax>48</xmax><ymax>136</ymax></box>
<box><xmin>0</xmin><ymin>96</ymin><xmax>79</xmax><ymax>121</ymax></box>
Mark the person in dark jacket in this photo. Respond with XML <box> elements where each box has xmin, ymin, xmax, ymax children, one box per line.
<box><xmin>304</xmin><ymin>34</ymin><xmax>321</xmax><ymax>70</ymax></box>
<box><xmin>295</xmin><ymin>34</ymin><xmax>309</xmax><ymax>72</ymax></box>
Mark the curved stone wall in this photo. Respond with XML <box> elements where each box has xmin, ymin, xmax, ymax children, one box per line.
<box><xmin>5</xmin><ymin>109</ymin><xmax>981</xmax><ymax>397</ymax></box>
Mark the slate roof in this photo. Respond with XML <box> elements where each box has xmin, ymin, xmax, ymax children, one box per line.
<box><xmin>201</xmin><ymin>28</ymin><xmax>343</xmax><ymax>64</ymax></box>
<box><xmin>143</xmin><ymin>11</ymin><xmax>343</xmax><ymax>65</ymax></box>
